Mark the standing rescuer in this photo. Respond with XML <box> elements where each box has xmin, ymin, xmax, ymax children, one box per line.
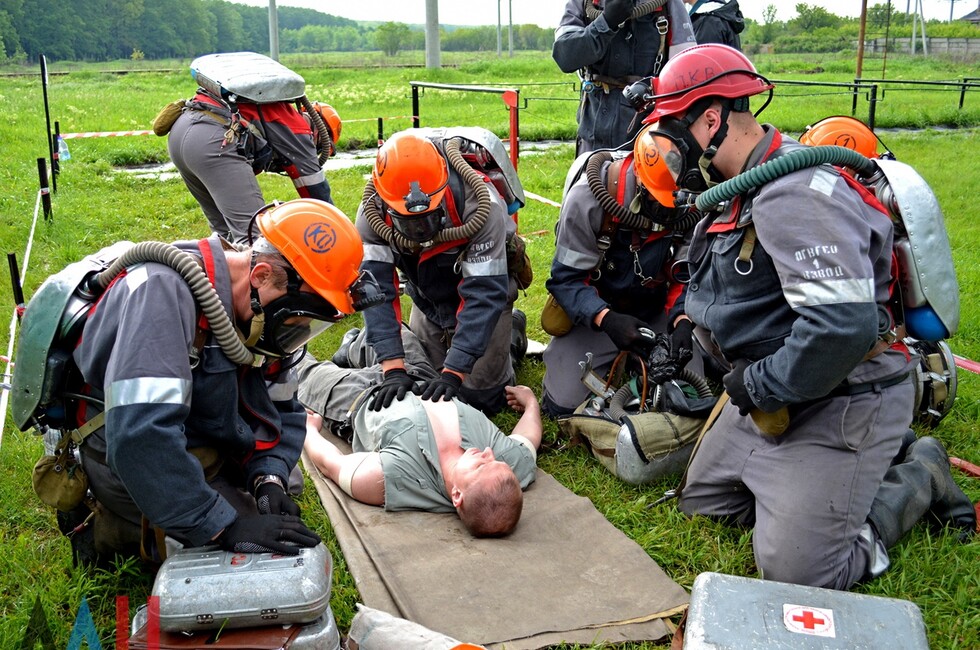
<box><xmin>642</xmin><ymin>44</ymin><xmax>974</xmax><ymax>589</ymax></box>
<box><xmin>66</xmin><ymin>199</ymin><xmax>382</xmax><ymax>563</ymax></box>
<box><xmin>164</xmin><ymin>52</ymin><xmax>340</xmax><ymax>244</ymax></box>
<box><xmin>552</xmin><ymin>0</ymin><xmax>697</xmax><ymax>155</ymax></box>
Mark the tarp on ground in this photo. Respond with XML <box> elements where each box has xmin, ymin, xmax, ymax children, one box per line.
<box><xmin>302</xmin><ymin>434</ymin><xmax>689</xmax><ymax>649</ymax></box>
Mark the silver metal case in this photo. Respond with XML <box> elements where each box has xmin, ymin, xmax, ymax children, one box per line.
<box><xmin>190</xmin><ymin>51</ymin><xmax>306</xmax><ymax>102</ymax></box>
<box><xmin>685</xmin><ymin>572</ymin><xmax>928</xmax><ymax>649</ymax></box>
<box><xmin>153</xmin><ymin>544</ymin><xmax>332</xmax><ymax>632</ymax></box>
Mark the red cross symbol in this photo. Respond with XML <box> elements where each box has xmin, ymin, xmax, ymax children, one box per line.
<box><xmin>784</xmin><ymin>604</ymin><xmax>835</xmax><ymax>637</ymax></box>
<box><xmin>793</xmin><ymin>610</ymin><xmax>826</xmax><ymax>630</ymax></box>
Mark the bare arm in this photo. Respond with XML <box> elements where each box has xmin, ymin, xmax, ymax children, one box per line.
<box><xmin>504</xmin><ymin>385</ymin><xmax>543</xmax><ymax>452</ymax></box>
<box><xmin>303</xmin><ymin>412</ymin><xmax>386</xmax><ymax>506</ymax></box>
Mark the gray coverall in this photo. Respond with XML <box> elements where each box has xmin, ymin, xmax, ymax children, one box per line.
<box><xmin>552</xmin><ymin>0</ymin><xmax>696</xmax><ymax>154</ymax></box>
<box><xmin>677</xmin><ymin>128</ymin><xmax>917</xmax><ymax>590</ymax></box>
<box><xmin>356</xmin><ymin>173</ymin><xmax>518</xmax><ymax>415</ymax></box>
<box><xmin>543</xmin><ymin>156</ymin><xmax>688</xmax><ymax>415</ymax></box>
<box><xmin>168</xmin><ymin>94</ymin><xmax>332</xmax><ymax>244</ymax></box>
<box><xmin>73</xmin><ymin>236</ymin><xmax>307</xmax><ymax>553</ymax></box>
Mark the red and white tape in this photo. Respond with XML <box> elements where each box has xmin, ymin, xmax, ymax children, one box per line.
<box><xmin>61</xmin><ymin>130</ymin><xmax>154</xmax><ymax>139</ymax></box>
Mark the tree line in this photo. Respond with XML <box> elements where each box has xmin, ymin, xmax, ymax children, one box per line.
<box><xmin>0</xmin><ymin>0</ymin><xmax>975</xmax><ymax>64</ymax></box>
<box><xmin>0</xmin><ymin>0</ymin><xmax>554</xmax><ymax>63</ymax></box>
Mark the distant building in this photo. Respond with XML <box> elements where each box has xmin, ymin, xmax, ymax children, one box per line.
<box><xmin>961</xmin><ymin>2</ymin><xmax>980</xmax><ymax>24</ymax></box>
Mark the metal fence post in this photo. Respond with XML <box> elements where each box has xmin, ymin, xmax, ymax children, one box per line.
<box><xmin>37</xmin><ymin>158</ymin><xmax>52</xmax><ymax>220</ymax></box>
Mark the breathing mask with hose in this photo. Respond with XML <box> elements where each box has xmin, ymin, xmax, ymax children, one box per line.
<box><xmin>243</xmin><ymin>199</ymin><xmax>383</xmax><ymax>358</ymax></box>
<box><xmin>363</xmin><ymin>131</ymin><xmax>493</xmax><ymax>253</ymax></box>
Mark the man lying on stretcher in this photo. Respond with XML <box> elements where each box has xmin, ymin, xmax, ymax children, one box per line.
<box><xmin>300</xmin><ymin>338</ymin><xmax>542</xmax><ymax>537</ymax></box>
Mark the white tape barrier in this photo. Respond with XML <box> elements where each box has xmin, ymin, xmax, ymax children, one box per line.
<box><xmin>0</xmin><ymin>189</ymin><xmax>43</xmax><ymax>450</ymax></box>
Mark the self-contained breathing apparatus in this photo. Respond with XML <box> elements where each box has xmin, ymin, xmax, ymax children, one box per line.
<box><xmin>558</xmin><ymin>333</ymin><xmax>717</xmax><ymax>485</ymax></box>
<box><xmin>152</xmin><ymin>52</ymin><xmax>339</xmax><ymax>170</ymax></box>
<box><xmin>11</xmin><ymin>241</ymin><xmax>256</xmax><ymax>514</ymax></box>
<box><xmin>690</xmin><ymin>145</ymin><xmax>960</xmax><ymax>426</ymax></box>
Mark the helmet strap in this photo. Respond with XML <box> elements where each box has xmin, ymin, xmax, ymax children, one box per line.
<box><xmin>696</xmin><ymin>101</ymin><xmax>734</xmax><ymax>189</ymax></box>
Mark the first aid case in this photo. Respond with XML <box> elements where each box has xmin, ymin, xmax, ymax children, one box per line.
<box><xmin>153</xmin><ymin>544</ymin><xmax>332</xmax><ymax>632</ymax></box>
<box><xmin>683</xmin><ymin>572</ymin><xmax>929</xmax><ymax>649</ymax></box>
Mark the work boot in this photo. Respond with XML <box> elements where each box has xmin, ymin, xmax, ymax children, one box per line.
<box><xmin>510</xmin><ymin>309</ymin><xmax>528</xmax><ymax>363</ymax></box>
<box><xmin>892</xmin><ymin>428</ymin><xmax>918</xmax><ymax>465</ymax></box>
<box><xmin>331</xmin><ymin>327</ymin><xmax>360</xmax><ymax>368</ymax></box>
<box><xmin>868</xmin><ymin>436</ymin><xmax>976</xmax><ymax>549</ymax></box>
<box><xmin>906</xmin><ymin>436</ymin><xmax>976</xmax><ymax>540</ymax></box>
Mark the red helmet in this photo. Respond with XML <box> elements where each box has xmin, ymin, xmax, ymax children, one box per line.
<box><xmin>644</xmin><ymin>44</ymin><xmax>773</xmax><ymax>123</ymax></box>
<box><xmin>372</xmin><ymin>131</ymin><xmax>449</xmax><ymax>216</ymax></box>
<box><xmin>799</xmin><ymin>115</ymin><xmax>878</xmax><ymax>158</ymax></box>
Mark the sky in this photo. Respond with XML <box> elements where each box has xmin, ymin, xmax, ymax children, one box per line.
<box><xmin>233</xmin><ymin>1</ymin><xmax>964</xmax><ymax>30</ymax></box>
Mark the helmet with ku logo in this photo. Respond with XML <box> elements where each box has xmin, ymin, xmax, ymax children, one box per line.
<box><xmin>254</xmin><ymin>198</ymin><xmax>366</xmax><ymax>314</ymax></box>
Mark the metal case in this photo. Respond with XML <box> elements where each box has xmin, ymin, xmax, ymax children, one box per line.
<box><xmin>153</xmin><ymin>544</ymin><xmax>332</xmax><ymax>632</ymax></box>
<box><xmin>684</xmin><ymin>572</ymin><xmax>929</xmax><ymax>649</ymax></box>
<box><xmin>190</xmin><ymin>51</ymin><xmax>306</xmax><ymax>103</ymax></box>
<box><xmin>290</xmin><ymin>610</ymin><xmax>342</xmax><ymax>650</ymax></box>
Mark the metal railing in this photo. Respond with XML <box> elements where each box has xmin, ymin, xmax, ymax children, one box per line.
<box><xmin>409</xmin><ymin>81</ymin><xmax>521</xmax><ymax>169</ymax></box>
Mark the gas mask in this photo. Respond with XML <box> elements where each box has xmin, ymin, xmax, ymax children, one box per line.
<box><xmin>388</xmin><ymin>206</ymin><xmax>447</xmax><ymax>244</ymax></box>
<box><xmin>648</xmin><ymin>97</ymin><xmax>738</xmax><ymax>197</ymax></box>
<box><xmin>251</xmin><ymin>289</ymin><xmax>342</xmax><ymax>358</ymax></box>
<box><xmin>247</xmin><ymin>264</ymin><xmax>383</xmax><ymax>358</ymax></box>
<box><xmin>644</xmin><ymin>117</ymin><xmax>710</xmax><ymax>199</ymax></box>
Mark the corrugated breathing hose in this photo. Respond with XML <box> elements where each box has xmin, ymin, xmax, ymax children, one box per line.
<box><xmin>91</xmin><ymin>242</ymin><xmax>254</xmax><ymax>366</ymax></box>
<box><xmin>695</xmin><ymin>145</ymin><xmax>877</xmax><ymax>212</ymax></box>
<box><xmin>363</xmin><ymin>137</ymin><xmax>491</xmax><ymax>252</ymax></box>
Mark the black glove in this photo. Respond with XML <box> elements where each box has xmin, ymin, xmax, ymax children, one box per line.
<box><xmin>723</xmin><ymin>359</ymin><xmax>755</xmax><ymax>416</ymax></box>
<box><xmin>603</xmin><ymin>0</ymin><xmax>632</xmax><ymax>28</ymax></box>
<box><xmin>599</xmin><ymin>311</ymin><xmax>657</xmax><ymax>356</ymax></box>
<box><xmin>370</xmin><ymin>368</ymin><xmax>416</xmax><ymax>411</ymax></box>
<box><xmin>670</xmin><ymin>318</ymin><xmax>695</xmax><ymax>364</ymax></box>
<box><xmin>217</xmin><ymin>514</ymin><xmax>321</xmax><ymax>555</ymax></box>
<box><xmin>255</xmin><ymin>480</ymin><xmax>300</xmax><ymax>516</ymax></box>
<box><xmin>419</xmin><ymin>371</ymin><xmax>463</xmax><ymax>403</ymax></box>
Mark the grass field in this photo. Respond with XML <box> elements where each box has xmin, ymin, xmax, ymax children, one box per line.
<box><xmin>0</xmin><ymin>51</ymin><xmax>978</xmax><ymax>648</ymax></box>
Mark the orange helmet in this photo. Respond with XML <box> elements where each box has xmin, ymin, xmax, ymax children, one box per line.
<box><xmin>254</xmin><ymin>198</ymin><xmax>375</xmax><ymax>315</ymax></box>
<box><xmin>372</xmin><ymin>131</ymin><xmax>449</xmax><ymax>216</ymax></box>
<box><xmin>633</xmin><ymin>124</ymin><xmax>678</xmax><ymax>207</ymax></box>
<box><xmin>310</xmin><ymin>101</ymin><xmax>342</xmax><ymax>145</ymax></box>
<box><xmin>799</xmin><ymin>116</ymin><xmax>878</xmax><ymax>158</ymax></box>
<box><xmin>644</xmin><ymin>44</ymin><xmax>773</xmax><ymax>124</ymax></box>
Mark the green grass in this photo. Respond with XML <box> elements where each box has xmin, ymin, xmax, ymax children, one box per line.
<box><xmin>0</xmin><ymin>52</ymin><xmax>978</xmax><ymax>648</ymax></box>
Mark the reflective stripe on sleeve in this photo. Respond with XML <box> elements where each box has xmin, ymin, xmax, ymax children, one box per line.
<box><xmin>554</xmin><ymin>244</ymin><xmax>601</xmax><ymax>271</ymax></box>
<box><xmin>363</xmin><ymin>243</ymin><xmax>394</xmax><ymax>263</ymax></box>
<box><xmin>106</xmin><ymin>377</ymin><xmax>192</xmax><ymax>411</ymax></box>
<box><xmin>809</xmin><ymin>167</ymin><xmax>838</xmax><ymax>197</ymax></box>
<box><xmin>292</xmin><ymin>169</ymin><xmax>326</xmax><ymax>188</ymax></box>
<box><xmin>783</xmin><ymin>277</ymin><xmax>875</xmax><ymax>308</ymax></box>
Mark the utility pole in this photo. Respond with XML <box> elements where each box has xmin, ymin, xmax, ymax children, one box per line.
<box><xmin>497</xmin><ymin>0</ymin><xmax>502</xmax><ymax>57</ymax></box>
<box><xmin>910</xmin><ymin>0</ymin><xmax>928</xmax><ymax>55</ymax></box>
<box><xmin>857</xmin><ymin>0</ymin><xmax>868</xmax><ymax>78</ymax></box>
<box><xmin>508</xmin><ymin>0</ymin><xmax>514</xmax><ymax>57</ymax></box>
<box><xmin>268</xmin><ymin>0</ymin><xmax>279</xmax><ymax>61</ymax></box>
<box><xmin>425</xmin><ymin>0</ymin><xmax>440</xmax><ymax>69</ymax></box>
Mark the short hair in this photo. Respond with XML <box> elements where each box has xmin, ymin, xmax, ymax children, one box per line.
<box><xmin>457</xmin><ymin>467</ymin><xmax>523</xmax><ymax>538</ymax></box>
<box><xmin>252</xmin><ymin>247</ymin><xmax>290</xmax><ymax>290</ymax></box>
